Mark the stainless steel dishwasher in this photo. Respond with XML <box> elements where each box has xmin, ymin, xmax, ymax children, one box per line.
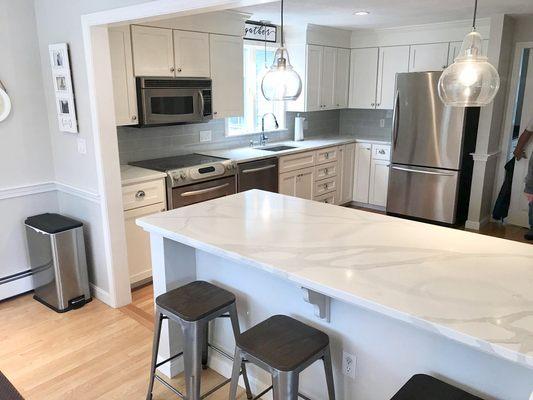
<box><xmin>237</xmin><ymin>157</ymin><xmax>278</xmax><ymax>193</ymax></box>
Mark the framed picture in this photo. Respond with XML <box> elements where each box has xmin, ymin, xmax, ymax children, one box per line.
<box><xmin>49</xmin><ymin>43</ymin><xmax>78</xmax><ymax>133</ymax></box>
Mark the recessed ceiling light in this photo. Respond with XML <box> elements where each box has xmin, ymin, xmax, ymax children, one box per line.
<box><xmin>353</xmin><ymin>10</ymin><xmax>370</xmax><ymax>16</ymax></box>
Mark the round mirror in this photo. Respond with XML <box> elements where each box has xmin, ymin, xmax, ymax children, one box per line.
<box><xmin>0</xmin><ymin>84</ymin><xmax>12</xmax><ymax>122</ymax></box>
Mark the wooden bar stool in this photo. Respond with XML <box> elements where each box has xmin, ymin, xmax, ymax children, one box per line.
<box><xmin>146</xmin><ymin>281</ymin><xmax>252</xmax><ymax>400</ymax></box>
<box><xmin>391</xmin><ymin>374</ymin><xmax>484</xmax><ymax>400</ymax></box>
<box><xmin>229</xmin><ymin>315</ymin><xmax>335</xmax><ymax>400</ymax></box>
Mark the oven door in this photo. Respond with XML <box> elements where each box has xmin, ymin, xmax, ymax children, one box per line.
<box><xmin>141</xmin><ymin>88</ymin><xmax>204</xmax><ymax>126</ymax></box>
<box><xmin>171</xmin><ymin>176</ymin><xmax>236</xmax><ymax>208</ymax></box>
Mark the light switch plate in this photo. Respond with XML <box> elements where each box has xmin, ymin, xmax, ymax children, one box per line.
<box><xmin>77</xmin><ymin>138</ymin><xmax>86</xmax><ymax>154</ymax></box>
<box><xmin>200</xmin><ymin>130</ymin><xmax>212</xmax><ymax>142</ymax></box>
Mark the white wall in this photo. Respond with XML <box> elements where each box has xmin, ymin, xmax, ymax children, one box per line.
<box><xmin>0</xmin><ymin>0</ymin><xmax>58</xmax><ymax>299</ymax></box>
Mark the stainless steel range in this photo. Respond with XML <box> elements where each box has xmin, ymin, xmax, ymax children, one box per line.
<box><xmin>130</xmin><ymin>154</ymin><xmax>236</xmax><ymax>209</ymax></box>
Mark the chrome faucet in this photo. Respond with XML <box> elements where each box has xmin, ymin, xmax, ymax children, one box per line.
<box><xmin>260</xmin><ymin>113</ymin><xmax>279</xmax><ymax>146</ymax></box>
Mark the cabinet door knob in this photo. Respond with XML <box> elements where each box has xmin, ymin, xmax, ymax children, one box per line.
<box><xmin>177</xmin><ymin>68</ymin><xmax>182</xmax><ymax>72</ymax></box>
<box><xmin>371</xmin><ymin>102</ymin><xmax>375</xmax><ymax>107</ymax></box>
<box><xmin>131</xmin><ymin>115</ymin><xmax>137</xmax><ymax>121</ymax></box>
<box><xmin>170</xmin><ymin>67</ymin><xmax>175</xmax><ymax>72</ymax></box>
<box><xmin>214</xmin><ymin>111</ymin><xmax>218</xmax><ymax>115</ymax></box>
<box><xmin>135</xmin><ymin>190</ymin><xmax>146</xmax><ymax>199</ymax></box>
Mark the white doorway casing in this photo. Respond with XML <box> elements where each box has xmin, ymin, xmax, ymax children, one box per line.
<box><xmin>81</xmin><ymin>0</ymin><xmax>277</xmax><ymax>307</ymax></box>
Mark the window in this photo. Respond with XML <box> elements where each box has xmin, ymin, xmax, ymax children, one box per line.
<box><xmin>226</xmin><ymin>44</ymin><xmax>285</xmax><ymax>136</ymax></box>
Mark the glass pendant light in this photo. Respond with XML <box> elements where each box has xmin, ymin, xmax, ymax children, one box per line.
<box><xmin>261</xmin><ymin>0</ymin><xmax>302</xmax><ymax>101</ymax></box>
<box><xmin>438</xmin><ymin>0</ymin><xmax>499</xmax><ymax>107</ymax></box>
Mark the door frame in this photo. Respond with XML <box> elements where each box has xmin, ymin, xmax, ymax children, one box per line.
<box><xmin>80</xmin><ymin>0</ymin><xmax>275</xmax><ymax>308</ymax></box>
<box><xmin>493</xmin><ymin>41</ymin><xmax>533</xmax><ymax>225</ymax></box>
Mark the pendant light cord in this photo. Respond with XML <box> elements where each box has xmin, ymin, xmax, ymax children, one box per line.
<box><xmin>280</xmin><ymin>0</ymin><xmax>284</xmax><ymax>46</ymax></box>
<box><xmin>472</xmin><ymin>0</ymin><xmax>478</xmax><ymax>29</ymax></box>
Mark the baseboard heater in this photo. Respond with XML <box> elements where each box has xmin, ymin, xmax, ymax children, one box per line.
<box><xmin>0</xmin><ymin>269</ymin><xmax>34</xmax><ymax>301</ymax></box>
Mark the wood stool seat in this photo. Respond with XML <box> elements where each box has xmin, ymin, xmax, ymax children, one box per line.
<box><xmin>391</xmin><ymin>375</ymin><xmax>484</xmax><ymax>400</ymax></box>
<box><xmin>155</xmin><ymin>280</ymin><xmax>235</xmax><ymax>322</ymax></box>
<box><xmin>237</xmin><ymin>314</ymin><xmax>330</xmax><ymax>371</ymax></box>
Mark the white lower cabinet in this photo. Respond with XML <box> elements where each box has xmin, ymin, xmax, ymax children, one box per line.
<box><xmin>353</xmin><ymin>142</ymin><xmax>391</xmax><ymax>208</ymax></box>
<box><xmin>279</xmin><ymin>167</ymin><xmax>315</xmax><ymax>200</ymax></box>
<box><xmin>338</xmin><ymin>143</ymin><xmax>355</xmax><ymax>205</ymax></box>
<box><xmin>369</xmin><ymin>159</ymin><xmax>390</xmax><ymax>207</ymax></box>
<box><xmin>122</xmin><ymin>178</ymin><xmax>166</xmax><ymax>286</ymax></box>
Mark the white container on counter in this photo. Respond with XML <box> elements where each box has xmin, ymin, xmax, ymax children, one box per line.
<box><xmin>294</xmin><ymin>115</ymin><xmax>305</xmax><ymax>141</ymax></box>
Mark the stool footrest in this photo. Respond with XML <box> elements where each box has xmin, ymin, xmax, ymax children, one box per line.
<box><xmin>156</xmin><ymin>351</ymin><xmax>183</xmax><ymax>369</ymax></box>
<box><xmin>155</xmin><ymin>375</ymin><xmax>184</xmax><ymax>399</ymax></box>
<box><xmin>251</xmin><ymin>385</ymin><xmax>312</xmax><ymax>400</ymax></box>
<box><xmin>208</xmin><ymin>343</ymin><xmax>233</xmax><ymax>361</ymax></box>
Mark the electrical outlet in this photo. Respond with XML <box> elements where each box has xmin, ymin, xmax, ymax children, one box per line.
<box><xmin>200</xmin><ymin>130</ymin><xmax>212</xmax><ymax>142</ymax></box>
<box><xmin>379</xmin><ymin>119</ymin><xmax>385</xmax><ymax>128</ymax></box>
<box><xmin>77</xmin><ymin>138</ymin><xmax>87</xmax><ymax>154</ymax></box>
<box><xmin>342</xmin><ymin>351</ymin><xmax>356</xmax><ymax>379</ymax></box>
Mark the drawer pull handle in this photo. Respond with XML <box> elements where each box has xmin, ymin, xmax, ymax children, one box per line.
<box><xmin>135</xmin><ymin>190</ymin><xmax>146</xmax><ymax>199</ymax></box>
<box><xmin>378</xmin><ymin>149</ymin><xmax>386</xmax><ymax>154</ymax></box>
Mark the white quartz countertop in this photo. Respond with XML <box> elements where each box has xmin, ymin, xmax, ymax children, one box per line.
<box><xmin>120</xmin><ymin>165</ymin><xmax>167</xmax><ymax>186</ymax></box>
<box><xmin>137</xmin><ymin>190</ymin><xmax>533</xmax><ymax>368</ymax></box>
<box><xmin>197</xmin><ymin>136</ymin><xmax>358</xmax><ymax>163</ymax></box>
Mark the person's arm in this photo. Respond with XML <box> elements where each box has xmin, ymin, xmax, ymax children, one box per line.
<box><xmin>514</xmin><ymin>128</ymin><xmax>532</xmax><ymax>160</ymax></box>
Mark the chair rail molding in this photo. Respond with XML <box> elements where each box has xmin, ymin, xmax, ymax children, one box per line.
<box><xmin>0</xmin><ymin>181</ymin><xmax>100</xmax><ymax>203</ymax></box>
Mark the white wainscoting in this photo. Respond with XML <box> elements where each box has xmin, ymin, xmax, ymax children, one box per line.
<box><xmin>0</xmin><ymin>181</ymin><xmax>110</xmax><ymax>303</ymax></box>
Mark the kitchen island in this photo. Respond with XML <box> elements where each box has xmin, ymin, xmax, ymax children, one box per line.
<box><xmin>137</xmin><ymin>190</ymin><xmax>533</xmax><ymax>400</ymax></box>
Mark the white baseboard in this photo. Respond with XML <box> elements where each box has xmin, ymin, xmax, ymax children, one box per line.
<box><xmin>0</xmin><ymin>274</ymin><xmax>33</xmax><ymax>301</ymax></box>
<box><xmin>465</xmin><ymin>216</ymin><xmax>490</xmax><ymax>231</ymax></box>
<box><xmin>130</xmin><ymin>270</ymin><xmax>152</xmax><ymax>286</ymax></box>
<box><xmin>349</xmin><ymin>201</ymin><xmax>386</xmax><ymax>212</ymax></box>
<box><xmin>89</xmin><ymin>283</ymin><xmax>112</xmax><ymax>305</ymax></box>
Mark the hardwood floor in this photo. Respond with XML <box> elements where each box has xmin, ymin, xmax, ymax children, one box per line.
<box><xmin>0</xmin><ymin>286</ymin><xmax>249</xmax><ymax>400</ymax></box>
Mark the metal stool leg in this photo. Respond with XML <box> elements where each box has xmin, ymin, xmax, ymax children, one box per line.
<box><xmin>202</xmin><ymin>322</ymin><xmax>209</xmax><ymax>370</ymax></box>
<box><xmin>272</xmin><ymin>371</ymin><xmax>299</xmax><ymax>400</ymax></box>
<box><xmin>229</xmin><ymin>348</ymin><xmax>243</xmax><ymax>400</ymax></box>
<box><xmin>228</xmin><ymin>303</ymin><xmax>253</xmax><ymax>399</ymax></box>
<box><xmin>182</xmin><ymin>321</ymin><xmax>204</xmax><ymax>400</ymax></box>
<box><xmin>146</xmin><ymin>310</ymin><xmax>164</xmax><ymax>400</ymax></box>
<box><xmin>323</xmin><ymin>346</ymin><xmax>336</xmax><ymax>400</ymax></box>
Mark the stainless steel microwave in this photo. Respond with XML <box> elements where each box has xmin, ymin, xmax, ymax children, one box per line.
<box><xmin>136</xmin><ymin>77</ymin><xmax>212</xmax><ymax>127</ymax></box>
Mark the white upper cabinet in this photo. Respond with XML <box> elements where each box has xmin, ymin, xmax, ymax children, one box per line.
<box><xmin>209</xmin><ymin>34</ymin><xmax>243</xmax><ymax>119</ymax></box>
<box><xmin>132</xmin><ymin>25</ymin><xmax>174</xmax><ymax>77</ymax></box>
<box><xmin>334</xmin><ymin>48</ymin><xmax>350</xmax><ymax>108</ymax></box>
<box><xmin>448</xmin><ymin>39</ymin><xmax>489</xmax><ymax>66</ymax></box>
<box><xmin>349</xmin><ymin>48</ymin><xmax>379</xmax><ymax>109</ymax></box>
<box><xmin>173</xmin><ymin>30</ymin><xmax>210</xmax><ymax>77</ymax></box>
<box><xmin>376</xmin><ymin>46</ymin><xmax>409</xmax><ymax>109</ymax></box>
<box><xmin>320</xmin><ymin>47</ymin><xmax>336</xmax><ymax>110</ymax></box>
<box><xmin>306</xmin><ymin>45</ymin><xmax>323</xmax><ymax>112</ymax></box>
<box><xmin>408</xmin><ymin>42</ymin><xmax>449</xmax><ymax>72</ymax></box>
<box><xmin>109</xmin><ymin>26</ymin><xmax>138</xmax><ymax>126</ymax></box>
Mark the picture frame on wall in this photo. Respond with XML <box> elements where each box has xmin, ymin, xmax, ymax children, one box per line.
<box><xmin>48</xmin><ymin>43</ymin><xmax>78</xmax><ymax>133</ymax></box>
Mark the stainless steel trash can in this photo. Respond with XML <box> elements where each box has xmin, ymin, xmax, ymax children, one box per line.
<box><xmin>24</xmin><ymin>213</ymin><xmax>91</xmax><ymax>312</ymax></box>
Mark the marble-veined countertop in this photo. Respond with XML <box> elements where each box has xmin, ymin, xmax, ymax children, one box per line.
<box><xmin>137</xmin><ymin>190</ymin><xmax>533</xmax><ymax>368</ymax></box>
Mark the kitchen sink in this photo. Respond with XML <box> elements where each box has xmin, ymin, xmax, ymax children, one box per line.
<box><xmin>259</xmin><ymin>145</ymin><xmax>297</xmax><ymax>152</ymax></box>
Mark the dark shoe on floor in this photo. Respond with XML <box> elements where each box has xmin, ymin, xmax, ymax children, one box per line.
<box><xmin>525</xmin><ymin>229</ymin><xmax>533</xmax><ymax>241</ymax></box>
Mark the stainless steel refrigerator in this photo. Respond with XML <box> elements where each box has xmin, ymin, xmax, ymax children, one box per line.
<box><xmin>386</xmin><ymin>71</ymin><xmax>479</xmax><ymax>225</ymax></box>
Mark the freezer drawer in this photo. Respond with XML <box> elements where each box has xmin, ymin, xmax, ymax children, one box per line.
<box><xmin>386</xmin><ymin>164</ymin><xmax>460</xmax><ymax>224</ymax></box>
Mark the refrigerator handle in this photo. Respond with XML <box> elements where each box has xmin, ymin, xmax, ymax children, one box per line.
<box><xmin>391</xmin><ymin>166</ymin><xmax>456</xmax><ymax>176</ymax></box>
<box><xmin>392</xmin><ymin>90</ymin><xmax>400</xmax><ymax>149</ymax></box>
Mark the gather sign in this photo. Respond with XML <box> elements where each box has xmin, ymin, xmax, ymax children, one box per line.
<box><xmin>244</xmin><ymin>21</ymin><xmax>277</xmax><ymax>43</ymax></box>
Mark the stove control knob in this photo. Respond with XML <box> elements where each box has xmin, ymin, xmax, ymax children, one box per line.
<box><xmin>180</xmin><ymin>171</ymin><xmax>187</xmax><ymax>179</ymax></box>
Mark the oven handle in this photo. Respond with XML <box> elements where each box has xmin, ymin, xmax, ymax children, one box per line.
<box><xmin>180</xmin><ymin>183</ymin><xmax>230</xmax><ymax>197</ymax></box>
<box><xmin>240</xmin><ymin>164</ymin><xmax>277</xmax><ymax>174</ymax></box>
<box><xmin>198</xmin><ymin>90</ymin><xmax>205</xmax><ymax>117</ymax></box>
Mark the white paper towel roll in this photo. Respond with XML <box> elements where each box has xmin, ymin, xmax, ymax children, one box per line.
<box><xmin>294</xmin><ymin>116</ymin><xmax>305</xmax><ymax>141</ymax></box>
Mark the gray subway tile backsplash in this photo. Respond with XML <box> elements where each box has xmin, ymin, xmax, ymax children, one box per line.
<box><xmin>117</xmin><ymin>109</ymin><xmax>393</xmax><ymax>163</ymax></box>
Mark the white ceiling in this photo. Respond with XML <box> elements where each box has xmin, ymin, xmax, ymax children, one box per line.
<box><xmin>235</xmin><ymin>0</ymin><xmax>533</xmax><ymax>30</ymax></box>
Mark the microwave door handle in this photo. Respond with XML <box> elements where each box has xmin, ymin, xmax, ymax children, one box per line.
<box><xmin>198</xmin><ymin>90</ymin><xmax>205</xmax><ymax>117</ymax></box>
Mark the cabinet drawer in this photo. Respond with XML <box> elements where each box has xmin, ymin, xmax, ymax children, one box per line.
<box><xmin>314</xmin><ymin>161</ymin><xmax>338</xmax><ymax>181</ymax></box>
<box><xmin>372</xmin><ymin>144</ymin><xmax>391</xmax><ymax>161</ymax></box>
<box><xmin>122</xmin><ymin>179</ymin><xmax>166</xmax><ymax>211</ymax></box>
<box><xmin>315</xmin><ymin>146</ymin><xmax>339</xmax><ymax>165</ymax></box>
<box><xmin>279</xmin><ymin>151</ymin><xmax>315</xmax><ymax>173</ymax></box>
<box><xmin>314</xmin><ymin>191</ymin><xmax>336</xmax><ymax>205</ymax></box>
<box><xmin>314</xmin><ymin>176</ymin><xmax>337</xmax><ymax>196</ymax></box>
